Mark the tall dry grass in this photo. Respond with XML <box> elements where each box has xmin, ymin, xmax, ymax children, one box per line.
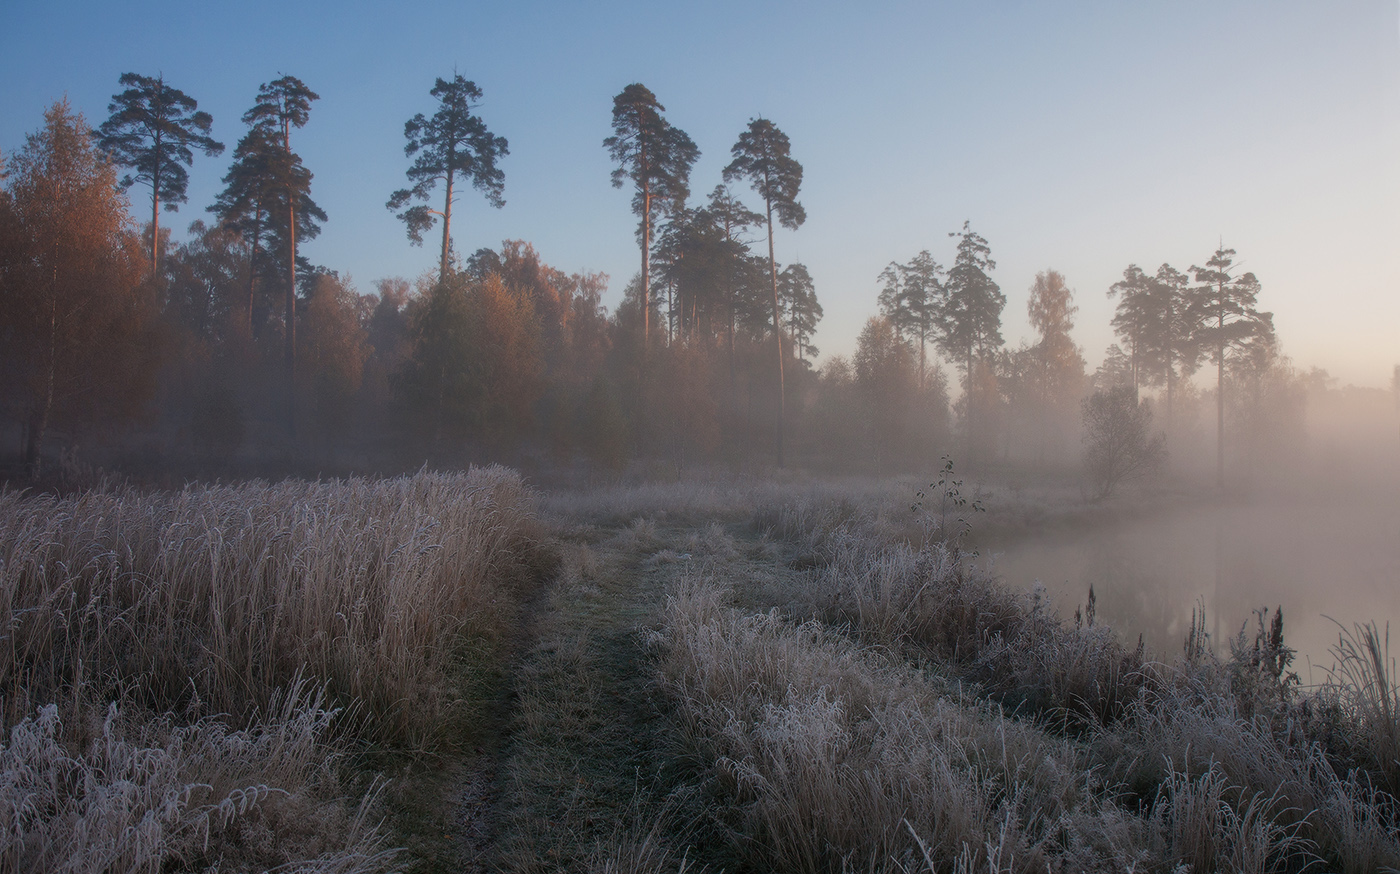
<box><xmin>653</xmin><ymin>571</ymin><xmax>1117</xmax><ymax>872</ymax></box>
<box><xmin>0</xmin><ymin>467</ymin><xmax>539</xmax><ymax>872</ymax></box>
<box><xmin>1326</xmin><ymin>621</ymin><xmax>1400</xmax><ymax>791</ymax></box>
<box><xmin>652</xmin><ymin>565</ymin><xmax>1400</xmax><ymax>872</ymax></box>
<box><xmin>0</xmin><ymin>466</ymin><xmax>536</xmax><ymax>746</ymax></box>
<box><xmin>811</xmin><ymin>535</ymin><xmax>1154</xmax><ymax>731</ymax></box>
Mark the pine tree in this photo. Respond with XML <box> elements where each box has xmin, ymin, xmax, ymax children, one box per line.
<box><xmin>703</xmin><ymin>185</ymin><xmax>763</xmax><ymax>381</ymax></box>
<box><xmin>604</xmin><ymin>84</ymin><xmax>698</xmax><ymax>351</ymax></box>
<box><xmin>778</xmin><ymin>263</ymin><xmax>822</xmax><ymax>363</ymax></box>
<box><xmin>387</xmin><ymin>74</ymin><xmax>508</xmax><ymax>284</ymax></box>
<box><xmin>95</xmin><ymin>73</ymin><xmax>224</xmax><ymax>279</ymax></box>
<box><xmin>723</xmin><ymin>117</ymin><xmax>806</xmax><ymax>466</ymax></box>
<box><xmin>938</xmin><ymin>222</ymin><xmax>1003</xmax><ymax>457</ymax></box>
<box><xmin>240</xmin><ymin>75</ymin><xmax>322</xmax><ymax>435</ymax></box>
<box><xmin>1107</xmin><ymin>264</ymin><xmax>1156</xmax><ymax>396</ymax></box>
<box><xmin>878</xmin><ymin>250</ymin><xmax>942</xmax><ymax>388</ymax></box>
<box><xmin>1148</xmin><ymin>263</ymin><xmax>1200</xmax><ymax>432</ymax></box>
<box><xmin>1190</xmin><ymin>245</ymin><xmax>1272</xmax><ymax>488</ymax></box>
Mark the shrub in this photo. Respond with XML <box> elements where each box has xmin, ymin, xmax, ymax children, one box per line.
<box><xmin>1081</xmin><ymin>386</ymin><xmax>1166</xmax><ymax>500</ymax></box>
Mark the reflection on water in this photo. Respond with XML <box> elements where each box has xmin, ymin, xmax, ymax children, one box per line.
<box><xmin>986</xmin><ymin>498</ymin><xmax>1400</xmax><ymax>677</ymax></box>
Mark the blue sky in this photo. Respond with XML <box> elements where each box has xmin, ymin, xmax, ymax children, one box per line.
<box><xmin>4</xmin><ymin>1</ymin><xmax>1398</xmax><ymax>386</ymax></box>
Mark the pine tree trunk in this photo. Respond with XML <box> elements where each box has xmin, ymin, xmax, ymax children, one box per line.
<box><xmin>1217</xmin><ymin>332</ymin><xmax>1225</xmax><ymax>491</ymax></box>
<box><xmin>918</xmin><ymin>325</ymin><xmax>927</xmax><ymax>391</ymax></box>
<box><xmin>286</xmin><ymin>195</ymin><xmax>297</xmax><ymax>439</ymax></box>
<box><xmin>151</xmin><ymin>187</ymin><xmax>160</xmax><ymax>282</ymax></box>
<box><xmin>247</xmin><ymin>227</ymin><xmax>260</xmax><ymax>342</ymax></box>
<box><xmin>966</xmin><ymin>348</ymin><xmax>974</xmax><ymax>462</ymax></box>
<box><xmin>440</xmin><ymin>168</ymin><xmax>453</xmax><ymax>283</ymax></box>
<box><xmin>151</xmin><ymin>130</ymin><xmax>162</xmax><ymax>282</ymax></box>
<box><xmin>642</xmin><ymin>179</ymin><xmax>651</xmax><ymax>351</ymax></box>
<box><xmin>1166</xmin><ymin>357</ymin><xmax>1175</xmax><ymax>438</ymax></box>
<box><xmin>767</xmin><ymin>201</ymin><xmax>785</xmax><ymax>468</ymax></box>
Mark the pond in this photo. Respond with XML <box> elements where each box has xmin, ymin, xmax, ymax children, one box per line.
<box><xmin>986</xmin><ymin>495</ymin><xmax>1400</xmax><ymax>680</ymax></box>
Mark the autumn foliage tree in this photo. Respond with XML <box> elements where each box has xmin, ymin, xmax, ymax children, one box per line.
<box><xmin>853</xmin><ymin>317</ymin><xmax>918</xmax><ymax>466</ymax></box>
<box><xmin>396</xmin><ymin>270</ymin><xmax>542</xmax><ymax>452</ymax></box>
<box><xmin>0</xmin><ymin>101</ymin><xmax>159</xmax><ymax>476</ymax></box>
<box><xmin>298</xmin><ymin>272</ymin><xmax>370</xmax><ymax>446</ymax></box>
<box><xmin>1024</xmin><ymin>269</ymin><xmax>1086</xmax><ymax>456</ymax></box>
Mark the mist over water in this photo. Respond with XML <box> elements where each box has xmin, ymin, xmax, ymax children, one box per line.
<box><xmin>990</xmin><ymin>494</ymin><xmax>1400</xmax><ymax>678</ymax></box>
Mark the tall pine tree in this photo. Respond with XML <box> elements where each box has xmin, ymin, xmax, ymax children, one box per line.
<box><xmin>724</xmin><ymin>117</ymin><xmax>806</xmax><ymax>467</ymax></box>
<box><xmin>387</xmin><ymin>74</ymin><xmax>508</xmax><ymax>284</ymax></box>
<box><xmin>1190</xmin><ymin>245</ymin><xmax>1271</xmax><ymax>488</ymax></box>
<box><xmin>95</xmin><ymin>73</ymin><xmax>224</xmax><ymax>280</ymax></box>
<box><xmin>939</xmin><ymin>222</ymin><xmax>1004</xmax><ymax>458</ymax></box>
<box><xmin>604</xmin><ymin>84</ymin><xmax>698</xmax><ymax>350</ymax></box>
<box><xmin>241</xmin><ymin>75</ymin><xmax>321</xmax><ymax>435</ymax></box>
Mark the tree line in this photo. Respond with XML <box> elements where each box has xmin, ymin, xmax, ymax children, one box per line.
<box><xmin>0</xmin><ymin>72</ymin><xmax>1304</xmax><ymax>485</ymax></box>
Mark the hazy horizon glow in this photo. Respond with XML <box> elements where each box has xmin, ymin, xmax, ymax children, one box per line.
<box><xmin>4</xmin><ymin>1</ymin><xmax>1397</xmax><ymax>387</ymax></box>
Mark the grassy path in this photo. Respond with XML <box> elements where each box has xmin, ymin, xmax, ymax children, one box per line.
<box><xmin>488</xmin><ymin>519</ymin><xmax>700</xmax><ymax>871</ymax></box>
<box><xmin>473</xmin><ymin>514</ymin><xmax>798</xmax><ymax>872</ymax></box>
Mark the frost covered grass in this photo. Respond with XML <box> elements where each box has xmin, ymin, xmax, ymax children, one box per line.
<box><xmin>0</xmin><ymin>467</ymin><xmax>540</xmax><ymax>872</ymax></box>
<box><xmin>637</xmin><ymin>482</ymin><xmax>1400</xmax><ymax>873</ymax></box>
<box><xmin>0</xmin><ymin>466</ymin><xmax>536</xmax><ymax>746</ymax></box>
<box><xmin>0</xmin><ymin>681</ymin><xmax>396</xmax><ymax>874</ymax></box>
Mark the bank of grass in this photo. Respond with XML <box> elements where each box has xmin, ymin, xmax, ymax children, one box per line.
<box><xmin>628</xmin><ymin>482</ymin><xmax>1400</xmax><ymax>873</ymax></box>
<box><xmin>0</xmin><ymin>467</ymin><xmax>541</xmax><ymax>873</ymax></box>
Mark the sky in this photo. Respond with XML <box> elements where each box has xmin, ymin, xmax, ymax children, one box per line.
<box><xmin>4</xmin><ymin>1</ymin><xmax>1398</xmax><ymax>388</ymax></box>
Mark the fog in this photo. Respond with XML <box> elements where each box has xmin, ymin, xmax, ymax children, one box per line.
<box><xmin>991</xmin><ymin>387</ymin><xmax>1400</xmax><ymax>675</ymax></box>
<box><xmin>992</xmin><ymin>494</ymin><xmax>1400</xmax><ymax>675</ymax></box>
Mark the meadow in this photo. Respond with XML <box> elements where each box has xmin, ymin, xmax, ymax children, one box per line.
<box><xmin>3</xmin><ymin>467</ymin><xmax>1399</xmax><ymax>872</ymax></box>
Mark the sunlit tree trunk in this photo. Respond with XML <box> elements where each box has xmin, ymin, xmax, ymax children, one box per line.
<box><xmin>246</xmin><ymin>223</ymin><xmax>260</xmax><ymax>341</ymax></box>
<box><xmin>440</xmin><ymin>164</ymin><xmax>454</xmax><ymax>282</ymax></box>
<box><xmin>1216</xmin><ymin>304</ymin><xmax>1226</xmax><ymax>489</ymax></box>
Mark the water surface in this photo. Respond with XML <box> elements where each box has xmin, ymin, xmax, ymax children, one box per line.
<box><xmin>988</xmin><ymin>497</ymin><xmax>1400</xmax><ymax>679</ymax></box>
